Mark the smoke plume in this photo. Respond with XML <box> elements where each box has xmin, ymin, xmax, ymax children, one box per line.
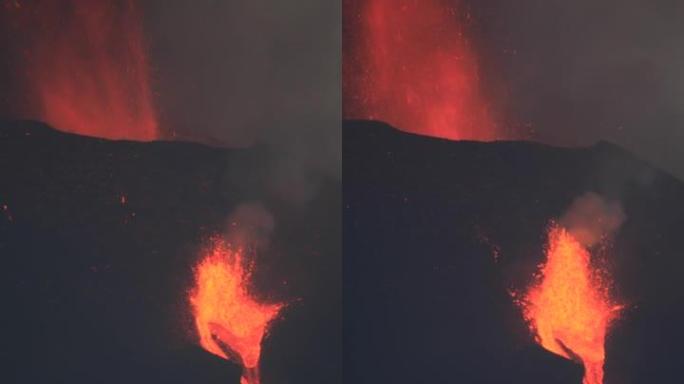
<box><xmin>559</xmin><ymin>192</ymin><xmax>626</xmax><ymax>247</ymax></box>
<box><xmin>225</xmin><ymin>202</ymin><xmax>275</xmax><ymax>252</ymax></box>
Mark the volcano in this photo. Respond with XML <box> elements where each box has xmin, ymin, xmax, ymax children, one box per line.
<box><xmin>343</xmin><ymin>120</ymin><xmax>684</xmax><ymax>383</ymax></box>
<box><xmin>0</xmin><ymin>119</ymin><xmax>340</xmax><ymax>384</ymax></box>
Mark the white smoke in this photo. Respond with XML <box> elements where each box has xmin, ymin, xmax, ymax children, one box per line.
<box><xmin>225</xmin><ymin>202</ymin><xmax>275</xmax><ymax>250</ymax></box>
<box><xmin>560</xmin><ymin>192</ymin><xmax>626</xmax><ymax>247</ymax></box>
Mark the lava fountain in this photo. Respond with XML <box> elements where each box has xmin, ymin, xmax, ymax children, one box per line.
<box><xmin>2</xmin><ymin>0</ymin><xmax>158</xmax><ymax>140</ymax></box>
<box><xmin>521</xmin><ymin>224</ymin><xmax>621</xmax><ymax>384</ymax></box>
<box><xmin>343</xmin><ymin>0</ymin><xmax>497</xmax><ymax>140</ymax></box>
<box><xmin>190</xmin><ymin>237</ymin><xmax>283</xmax><ymax>384</ymax></box>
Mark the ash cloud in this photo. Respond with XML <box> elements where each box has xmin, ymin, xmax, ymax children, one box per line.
<box><xmin>559</xmin><ymin>192</ymin><xmax>626</xmax><ymax>247</ymax></box>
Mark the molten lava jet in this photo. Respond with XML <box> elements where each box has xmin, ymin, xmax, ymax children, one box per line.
<box><xmin>2</xmin><ymin>0</ymin><xmax>158</xmax><ymax>140</ymax></box>
<box><xmin>521</xmin><ymin>225</ymin><xmax>621</xmax><ymax>384</ymax></box>
<box><xmin>190</xmin><ymin>237</ymin><xmax>283</xmax><ymax>384</ymax></box>
<box><xmin>343</xmin><ymin>0</ymin><xmax>497</xmax><ymax>140</ymax></box>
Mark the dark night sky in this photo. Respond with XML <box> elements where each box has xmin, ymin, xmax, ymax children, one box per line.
<box><xmin>470</xmin><ymin>0</ymin><xmax>684</xmax><ymax>179</ymax></box>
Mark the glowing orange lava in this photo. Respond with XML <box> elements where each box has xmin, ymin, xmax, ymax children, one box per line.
<box><xmin>343</xmin><ymin>0</ymin><xmax>497</xmax><ymax>140</ymax></box>
<box><xmin>522</xmin><ymin>225</ymin><xmax>620</xmax><ymax>384</ymax></box>
<box><xmin>190</xmin><ymin>237</ymin><xmax>282</xmax><ymax>384</ymax></box>
<box><xmin>3</xmin><ymin>0</ymin><xmax>158</xmax><ymax>140</ymax></box>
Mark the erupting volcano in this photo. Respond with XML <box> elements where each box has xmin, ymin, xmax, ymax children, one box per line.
<box><xmin>521</xmin><ymin>225</ymin><xmax>621</xmax><ymax>384</ymax></box>
<box><xmin>2</xmin><ymin>0</ymin><xmax>158</xmax><ymax>140</ymax></box>
<box><xmin>190</xmin><ymin>237</ymin><xmax>283</xmax><ymax>384</ymax></box>
<box><xmin>343</xmin><ymin>0</ymin><xmax>497</xmax><ymax>140</ymax></box>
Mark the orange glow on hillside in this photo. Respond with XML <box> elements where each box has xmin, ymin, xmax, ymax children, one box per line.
<box><xmin>522</xmin><ymin>225</ymin><xmax>620</xmax><ymax>384</ymax></box>
<box><xmin>343</xmin><ymin>0</ymin><xmax>497</xmax><ymax>140</ymax></box>
<box><xmin>190</xmin><ymin>237</ymin><xmax>283</xmax><ymax>384</ymax></box>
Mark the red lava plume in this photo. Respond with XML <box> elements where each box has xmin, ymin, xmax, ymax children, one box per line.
<box><xmin>190</xmin><ymin>237</ymin><xmax>283</xmax><ymax>384</ymax></box>
<box><xmin>521</xmin><ymin>225</ymin><xmax>621</xmax><ymax>384</ymax></box>
<box><xmin>343</xmin><ymin>0</ymin><xmax>497</xmax><ymax>140</ymax></box>
<box><xmin>3</xmin><ymin>0</ymin><xmax>158</xmax><ymax>140</ymax></box>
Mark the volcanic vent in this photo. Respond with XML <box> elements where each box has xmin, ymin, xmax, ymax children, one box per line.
<box><xmin>0</xmin><ymin>120</ymin><xmax>340</xmax><ymax>384</ymax></box>
<box><xmin>343</xmin><ymin>120</ymin><xmax>684</xmax><ymax>383</ymax></box>
<box><xmin>190</xmin><ymin>236</ymin><xmax>284</xmax><ymax>384</ymax></box>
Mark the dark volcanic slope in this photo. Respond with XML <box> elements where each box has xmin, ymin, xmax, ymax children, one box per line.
<box><xmin>343</xmin><ymin>120</ymin><xmax>684</xmax><ymax>384</ymax></box>
<box><xmin>0</xmin><ymin>120</ymin><xmax>340</xmax><ymax>384</ymax></box>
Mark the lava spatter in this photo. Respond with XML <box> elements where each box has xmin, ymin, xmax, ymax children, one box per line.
<box><xmin>190</xmin><ymin>237</ymin><xmax>283</xmax><ymax>384</ymax></box>
<box><xmin>343</xmin><ymin>0</ymin><xmax>497</xmax><ymax>140</ymax></box>
<box><xmin>3</xmin><ymin>0</ymin><xmax>158</xmax><ymax>140</ymax></box>
<box><xmin>521</xmin><ymin>225</ymin><xmax>621</xmax><ymax>384</ymax></box>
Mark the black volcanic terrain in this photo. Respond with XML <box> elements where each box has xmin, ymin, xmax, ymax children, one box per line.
<box><xmin>0</xmin><ymin>120</ymin><xmax>340</xmax><ymax>384</ymax></box>
<box><xmin>343</xmin><ymin>120</ymin><xmax>684</xmax><ymax>384</ymax></box>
